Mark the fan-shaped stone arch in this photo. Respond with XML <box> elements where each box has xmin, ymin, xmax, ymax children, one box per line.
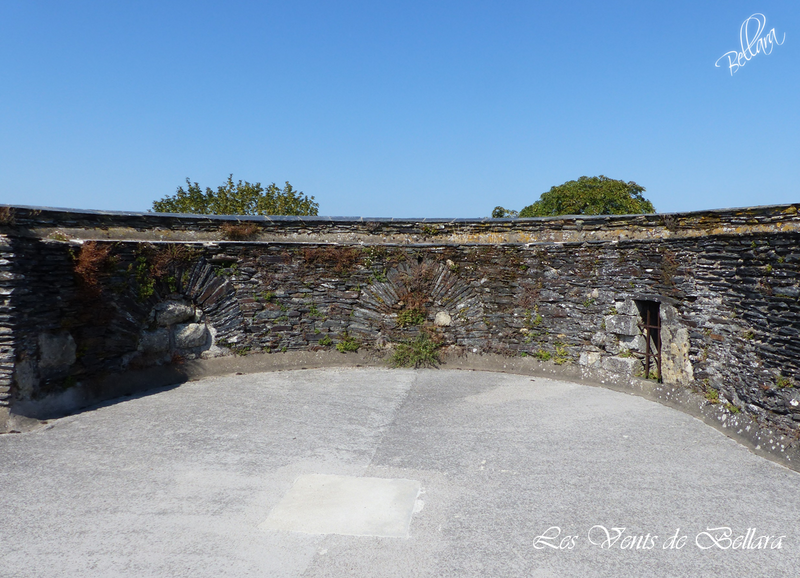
<box><xmin>132</xmin><ymin>258</ymin><xmax>246</xmax><ymax>365</ymax></box>
<box><xmin>356</xmin><ymin>260</ymin><xmax>483</xmax><ymax>342</ymax></box>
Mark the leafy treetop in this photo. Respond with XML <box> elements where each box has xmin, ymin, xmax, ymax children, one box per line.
<box><xmin>152</xmin><ymin>175</ymin><xmax>319</xmax><ymax>216</ymax></box>
<box><xmin>495</xmin><ymin>175</ymin><xmax>655</xmax><ymax>218</ymax></box>
<box><xmin>491</xmin><ymin>207</ymin><xmax>518</xmax><ymax>218</ymax></box>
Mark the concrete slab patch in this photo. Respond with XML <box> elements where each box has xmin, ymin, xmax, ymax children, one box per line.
<box><xmin>260</xmin><ymin>474</ymin><xmax>421</xmax><ymax>538</ymax></box>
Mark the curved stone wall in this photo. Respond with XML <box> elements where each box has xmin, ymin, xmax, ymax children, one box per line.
<box><xmin>0</xmin><ymin>203</ymin><xmax>799</xmax><ymax>466</ymax></box>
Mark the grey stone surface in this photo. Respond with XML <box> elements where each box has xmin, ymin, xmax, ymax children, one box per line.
<box><xmin>579</xmin><ymin>351</ymin><xmax>602</xmax><ymax>367</ymax></box>
<box><xmin>619</xmin><ymin>334</ymin><xmax>646</xmax><ymax>352</ymax></box>
<box><xmin>257</xmin><ymin>310</ymin><xmax>284</xmax><ymax>320</ymax></box>
<box><xmin>601</xmin><ymin>355</ymin><xmax>641</xmax><ymax>375</ymax></box>
<box><xmin>434</xmin><ymin>311</ymin><xmax>451</xmax><ymax>326</ymax></box>
<box><xmin>615</xmin><ymin>299</ymin><xmax>639</xmax><ymax>316</ymax></box>
<box><xmin>13</xmin><ymin>358</ymin><xmax>37</xmax><ymax>400</ymax></box>
<box><xmin>155</xmin><ymin>301</ymin><xmax>195</xmax><ymax>326</ymax></box>
<box><xmin>661</xmin><ymin>325</ymin><xmax>694</xmax><ymax>385</ymax></box>
<box><xmin>38</xmin><ymin>332</ymin><xmax>76</xmax><ymax>372</ymax></box>
<box><xmin>590</xmin><ymin>331</ymin><xmax>606</xmax><ymax>348</ymax></box>
<box><xmin>138</xmin><ymin>328</ymin><xmax>169</xmax><ymax>353</ymax></box>
<box><xmin>174</xmin><ymin>322</ymin><xmax>209</xmax><ymax>349</ymax></box>
<box><xmin>604</xmin><ymin>314</ymin><xmax>640</xmax><ymax>336</ymax></box>
<box><xmin>0</xmin><ymin>368</ymin><xmax>798</xmax><ymax>578</ymax></box>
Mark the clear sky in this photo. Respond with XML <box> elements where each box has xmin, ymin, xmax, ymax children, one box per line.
<box><xmin>1</xmin><ymin>1</ymin><xmax>797</xmax><ymax>217</ymax></box>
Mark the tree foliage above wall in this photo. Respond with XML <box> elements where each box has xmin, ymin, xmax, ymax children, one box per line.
<box><xmin>520</xmin><ymin>175</ymin><xmax>655</xmax><ymax>217</ymax></box>
<box><xmin>152</xmin><ymin>175</ymin><xmax>319</xmax><ymax>216</ymax></box>
<box><xmin>495</xmin><ymin>175</ymin><xmax>656</xmax><ymax>218</ymax></box>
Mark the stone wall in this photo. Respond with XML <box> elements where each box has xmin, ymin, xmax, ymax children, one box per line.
<box><xmin>0</xmin><ymin>234</ymin><xmax>15</xmax><ymax>412</ymax></box>
<box><xmin>1</xmin><ymin>204</ymin><xmax>799</xmax><ymax>460</ymax></box>
<box><xmin>7</xmin><ymin>203</ymin><xmax>800</xmax><ymax>245</ymax></box>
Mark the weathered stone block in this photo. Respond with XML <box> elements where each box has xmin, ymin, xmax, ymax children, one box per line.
<box><xmin>540</xmin><ymin>290</ymin><xmax>560</xmax><ymax>302</ymax></box>
<box><xmin>619</xmin><ymin>334</ymin><xmax>646</xmax><ymax>352</ymax></box>
<box><xmin>579</xmin><ymin>351</ymin><xmax>602</xmax><ymax>367</ymax></box>
<box><xmin>256</xmin><ymin>310</ymin><xmax>284</xmax><ymax>320</ymax></box>
<box><xmin>660</xmin><ymin>303</ymin><xmax>680</xmax><ymax>324</ymax></box>
<box><xmin>660</xmin><ymin>325</ymin><xmax>693</xmax><ymax>385</ymax></box>
<box><xmin>615</xmin><ymin>299</ymin><xmax>638</xmax><ymax>316</ymax></box>
<box><xmin>38</xmin><ymin>332</ymin><xmax>76</xmax><ymax>371</ymax></box>
<box><xmin>434</xmin><ymin>311</ymin><xmax>452</xmax><ymax>326</ymax></box>
<box><xmin>139</xmin><ymin>328</ymin><xmax>169</xmax><ymax>353</ymax></box>
<box><xmin>775</xmin><ymin>285</ymin><xmax>800</xmax><ymax>298</ymax></box>
<box><xmin>543</xmin><ymin>267</ymin><xmax>558</xmax><ymax>279</ymax></box>
<box><xmin>239</xmin><ymin>302</ymin><xmax>263</xmax><ymax>313</ymax></box>
<box><xmin>605</xmin><ymin>315</ymin><xmax>639</xmax><ymax>336</ymax></box>
<box><xmin>155</xmin><ymin>301</ymin><xmax>195</xmax><ymax>326</ymax></box>
<box><xmin>174</xmin><ymin>323</ymin><xmax>209</xmax><ymax>349</ymax></box>
<box><xmin>601</xmin><ymin>355</ymin><xmax>641</xmax><ymax>376</ymax></box>
<box><xmin>14</xmin><ymin>358</ymin><xmax>37</xmax><ymax>400</ymax></box>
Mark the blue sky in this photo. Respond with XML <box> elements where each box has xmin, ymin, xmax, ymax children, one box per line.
<box><xmin>1</xmin><ymin>1</ymin><xmax>797</xmax><ymax>217</ymax></box>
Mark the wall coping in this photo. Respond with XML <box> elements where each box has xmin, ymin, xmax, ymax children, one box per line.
<box><xmin>2</xmin><ymin>202</ymin><xmax>799</xmax><ymax>245</ymax></box>
<box><xmin>2</xmin><ymin>201</ymin><xmax>799</xmax><ymax>223</ymax></box>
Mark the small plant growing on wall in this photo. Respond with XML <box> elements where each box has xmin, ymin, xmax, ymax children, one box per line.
<box><xmin>362</xmin><ymin>246</ymin><xmax>388</xmax><ymax>267</ymax></box>
<box><xmin>73</xmin><ymin>241</ymin><xmax>115</xmax><ymax>300</ymax></box>
<box><xmin>659</xmin><ymin>249</ymin><xmax>680</xmax><ymax>287</ymax></box>
<box><xmin>0</xmin><ymin>206</ymin><xmax>14</xmax><ymax>225</ymax></box>
<box><xmin>371</xmin><ymin>269</ymin><xmax>388</xmax><ymax>283</ymax></box>
<box><xmin>396</xmin><ymin>307</ymin><xmax>426</xmax><ymax>327</ymax></box>
<box><xmin>335</xmin><ymin>332</ymin><xmax>360</xmax><ymax>353</ymax></box>
<box><xmin>553</xmin><ymin>342</ymin><xmax>571</xmax><ymax>365</ymax></box>
<box><xmin>215</xmin><ymin>263</ymin><xmax>239</xmax><ymax>277</ymax></box>
<box><xmin>420</xmin><ymin>224</ymin><xmax>439</xmax><ymax>237</ymax></box>
<box><xmin>132</xmin><ymin>256</ymin><xmax>156</xmax><ymax>300</ymax></box>
<box><xmin>389</xmin><ymin>330</ymin><xmax>442</xmax><ymax>368</ymax></box>
<box><xmin>396</xmin><ymin>261</ymin><xmax>436</xmax><ymax>311</ymax></box>
<box><xmin>302</xmin><ymin>246</ymin><xmax>361</xmax><ymax>277</ymax></box>
<box><xmin>149</xmin><ymin>244</ymin><xmax>201</xmax><ymax>277</ymax></box>
<box><xmin>129</xmin><ymin>243</ymin><xmax>201</xmax><ymax>301</ymax></box>
<box><xmin>48</xmin><ymin>231</ymin><xmax>70</xmax><ymax>242</ymax></box>
<box><xmin>221</xmin><ymin>222</ymin><xmax>260</xmax><ymax>240</ymax></box>
<box><xmin>524</xmin><ymin>308</ymin><xmax>543</xmax><ymax>327</ymax></box>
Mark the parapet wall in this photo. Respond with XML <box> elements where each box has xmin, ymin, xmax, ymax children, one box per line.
<box><xmin>7</xmin><ymin>202</ymin><xmax>800</xmax><ymax>244</ymax></box>
<box><xmin>1</xmin><ymin>203</ymin><xmax>799</xmax><ymax>466</ymax></box>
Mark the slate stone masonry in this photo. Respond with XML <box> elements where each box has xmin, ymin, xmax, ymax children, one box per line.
<box><xmin>0</xmin><ymin>204</ymin><xmax>798</xmax><ymax>446</ymax></box>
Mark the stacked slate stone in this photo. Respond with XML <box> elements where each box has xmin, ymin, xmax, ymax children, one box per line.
<box><xmin>0</xmin><ymin>204</ymin><xmax>798</xmax><ymax>442</ymax></box>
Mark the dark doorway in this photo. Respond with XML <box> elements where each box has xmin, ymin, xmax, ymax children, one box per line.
<box><xmin>635</xmin><ymin>300</ymin><xmax>661</xmax><ymax>382</ymax></box>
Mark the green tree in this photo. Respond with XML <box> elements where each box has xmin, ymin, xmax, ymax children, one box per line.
<box><xmin>152</xmin><ymin>175</ymin><xmax>319</xmax><ymax>216</ymax></box>
<box><xmin>491</xmin><ymin>206</ymin><xmax>519</xmax><ymax>218</ymax></box>
<box><xmin>517</xmin><ymin>175</ymin><xmax>655</xmax><ymax>218</ymax></box>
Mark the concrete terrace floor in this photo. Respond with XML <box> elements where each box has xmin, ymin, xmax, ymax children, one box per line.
<box><xmin>1</xmin><ymin>368</ymin><xmax>799</xmax><ymax>578</ymax></box>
